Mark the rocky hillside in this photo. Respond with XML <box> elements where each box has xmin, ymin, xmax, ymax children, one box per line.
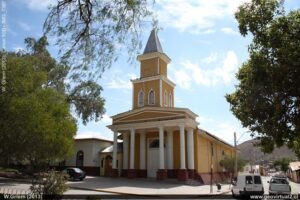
<box><xmin>238</xmin><ymin>139</ymin><xmax>298</xmax><ymax>164</ymax></box>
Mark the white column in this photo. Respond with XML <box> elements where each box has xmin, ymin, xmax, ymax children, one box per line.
<box><xmin>187</xmin><ymin>128</ymin><xmax>195</xmax><ymax>170</ymax></box>
<box><xmin>123</xmin><ymin>133</ymin><xmax>129</xmax><ymax>169</ymax></box>
<box><xmin>159</xmin><ymin>126</ymin><xmax>165</xmax><ymax>169</ymax></box>
<box><xmin>167</xmin><ymin>129</ymin><xmax>173</xmax><ymax>169</ymax></box>
<box><xmin>112</xmin><ymin>130</ymin><xmax>118</xmax><ymax>169</ymax></box>
<box><xmin>179</xmin><ymin>124</ymin><xmax>186</xmax><ymax>169</ymax></box>
<box><xmin>130</xmin><ymin>128</ymin><xmax>135</xmax><ymax>169</ymax></box>
<box><xmin>140</xmin><ymin>130</ymin><xmax>146</xmax><ymax>170</ymax></box>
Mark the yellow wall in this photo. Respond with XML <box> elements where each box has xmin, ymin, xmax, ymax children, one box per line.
<box><xmin>195</xmin><ymin>133</ymin><xmax>234</xmax><ymax>173</ymax></box>
<box><xmin>133</xmin><ymin>79</ymin><xmax>160</xmax><ymax>109</ymax></box>
<box><xmin>197</xmin><ymin>134</ymin><xmax>210</xmax><ymax>173</ymax></box>
<box><xmin>118</xmin><ymin>112</ymin><xmax>176</xmax><ymax>121</ymax></box>
<box><xmin>162</xmin><ymin>80</ymin><xmax>174</xmax><ymax>107</ymax></box>
<box><xmin>140</xmin><ymin>57</ymin><xmax>167</xmax><ymax>78</ymax></box>
<box><xmin>194</xmin><ymin>131</ymin><xmax>198</xmax><ymax>170</ymax></box>
<box><xmin>133</xmin><ymin>79</ymin><xmax>174</xmax><ymax>109</ymax></box>
<box><xmin>173</xmin><ymin>131</ymin><xmax>180</xmax><ymax>169</ymax></box>
<box><xmin>134</xmin><ymin>54</ymin><xmax>174</xmax><ymax>109</ymax></box>
<box><xmin>140</xmin><ymin>58</ymin><xmax>158</xmax><ymax>78</ymax></box>
<box><xmin>158</xmin><ymin>58</ymin><xmax>167</xmax><ymax>77</ymax></box>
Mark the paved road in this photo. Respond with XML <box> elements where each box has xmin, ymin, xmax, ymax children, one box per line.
<box><xmin>1</xmin><ymin>176</ymin><xmax>299</xmax><ymax>199</ymax></box>
<box><xmin>66</xmin><ymin>176</ymin><xmax>232</xmax><ymax>195</ymax></box>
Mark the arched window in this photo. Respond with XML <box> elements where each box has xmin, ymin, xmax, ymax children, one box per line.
<box><xmin>164</xmin><ymin>90</ymin><xmax>168</xmax><ymax>106</ymax></box>
<box><xmin>138</xmin><ymin>90</ymin><xmax>144</xmax><ymax>107</ymax></box>
<box><xmin>76</xmin><ymin>150</ymin><xmax>84</xmax><ymax>167</ymax></box>
<box><xmin>148</xmin><ymin>90</ymin><xmax>155</xmax><ymax>105</ymax></box>
<box><xmin>169</xmin><ymin>93</ymin><xmax>172</xmax><ymax>107</ymax></box>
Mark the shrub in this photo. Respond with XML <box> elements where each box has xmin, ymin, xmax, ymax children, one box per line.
<box><xmin>30</xmin><ymin>169</ymin><xmax>68</xmax><ymax>196</ymax></box>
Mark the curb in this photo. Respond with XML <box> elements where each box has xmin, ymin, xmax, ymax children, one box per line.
<box><xmin>0</xmin><ymin>177</ymin><xmax>32</xmax><ymax>184</ymax></box>
<box><xmin>68</xmin><ymin>185</ymin><xmax>233</xmax><ymax>196</ymax></box>
<box><xmin>68</xmin><ymin>185</ymin><xmax>158</xmax><ymax>197</ymax></box>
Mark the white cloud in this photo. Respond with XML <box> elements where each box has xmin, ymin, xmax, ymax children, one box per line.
<box><xmin>221</xmin><ymin>27</ymin><xmax>239</xmax><ymax>35</ymax></box>
<box><xmin>173</xmin><ymin>69</ymin><xmax>192</xmax><ymax>89</ymax></box>
<box><xmin>197</xmin><ymin>115</ymin><xmax>251</xmax><ymax>145</ymax></box>
<box><xmin>105</xmin><ymin>72</ymin><xmax>137</xmax><ymax>90</ymax></box>
<box><xmin>21</xmin><ymin>0</ymin><xmax>53</xmax><ymax>11</ymax></box>
<box><xmin>100</xmin><ymin>114</ymin><xmax>112</xmax><ymax>124</ymax></box>
<box><xmin>106</xmin><ymin>78</ymin><xmax>132</xmax><ymax>90</ymax></box>
<box><xmin>174</xmin><ymin>97</ymin><xmax>183</xmax><ymax>103</ymax></box>
<box><xmin>172</xmin><ymin>50</ymin><xmax>238</xmax><ymax>88</ymax></box>
<box><xmin>192</xmin><ymin>29</ymin><xmax>216</xmax><ymax>35</ymax></box>
<box><xmin>202</xmin><ymin>53</ymin><xmax>218</xmax><ymax>64</ymax></box>
<box><xmin>13</xmin><ymin>46</ymin><xmax>25</xmax><ymax>52</ymax></box>
<box><xmin>156</xmin><ymin>0</ymin><xmax>250</xmax><ymax>34</ymax></box>
<box><xmin>218</xmin><ymin>50</ymin><xmax>239</xmax><ymax>84</ymax></box>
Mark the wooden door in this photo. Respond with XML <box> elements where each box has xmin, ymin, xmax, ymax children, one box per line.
<box><xmin>104</xmin><ymin>155</ymin><xmax>112</xmax><ymax>176</ymax></box>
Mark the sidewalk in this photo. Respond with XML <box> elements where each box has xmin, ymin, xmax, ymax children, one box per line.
<box><xmin>67</xmin><ymin>176</ymin><xmax>232</xmax><ymax>195</ymax></box>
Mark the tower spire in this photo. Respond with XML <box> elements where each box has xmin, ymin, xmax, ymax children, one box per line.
<box><xmin>143</xmin><ymin>29</ymin><xmax>163</xmax><ymax>54</ymax></box>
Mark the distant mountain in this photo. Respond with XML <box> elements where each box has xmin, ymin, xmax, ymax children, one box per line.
<box><xmin>237</xmin><ymin>139</ymin><xmax>298</xmax><ymax>164</ymax></box>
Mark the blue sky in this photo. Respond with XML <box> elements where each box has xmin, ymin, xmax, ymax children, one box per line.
<box><xmin>4</xmin><ymin>0</ymin><xmax>300</xmax><ymax>145</ymax></box>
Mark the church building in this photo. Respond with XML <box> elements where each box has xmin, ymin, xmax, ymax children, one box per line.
<box><xmin>107</xmin><ymin>30</ymin><xmax>235</xmax><ymax>183</ymax></box>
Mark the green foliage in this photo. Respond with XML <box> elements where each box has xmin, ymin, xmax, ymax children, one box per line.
<box><xmin>30</xmin><ymin>170</ymin><xmax>68</xmax><ymax>195</ymax></box>
<box><xmin>0</xmin><ymin>37</ymin><xmax>105</xmax><ymax>167</ymax></box>
<box><xmin>68</xmin><ymin>80</ymin><xmax>105</xmax><ymax>125</ymax></box>
<box><xmin>272</xmin><ymin>157</ymin><xmax>291</xmax><ymax>172</ymax></box>
<box><xmin>0</xmin><ymin>49</ymin><xmax>76</xmax><ymax>167</ymax></box>
<box><xmin>44</xmin><ymin>0</ymin><xmax>154</xmax><ymax>79</ymax></box>
<box><xmin>219</xmin><ymin>156</ymin><xmax>246</xmax><ymax>174</ymax></box>
<box><xmin>226</xmin><ymin>0</ymin><xmax>300</xmax><ymax>158</ymax></box>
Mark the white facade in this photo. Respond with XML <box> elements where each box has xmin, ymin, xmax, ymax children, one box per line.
<box><xmin>65</xmin><ymin>138</ymin><xmax>112</xmax><ymax>167</ymax></box>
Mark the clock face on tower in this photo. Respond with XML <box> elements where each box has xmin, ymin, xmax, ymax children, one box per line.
<box><xmin>131</xmin><ymin>30</ymin><xmax>175</xmax><ymax>110</ymax></box>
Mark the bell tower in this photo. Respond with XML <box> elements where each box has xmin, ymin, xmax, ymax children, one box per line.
<box><xmin>132</xmin><ymin>29</ymin><xmax>175</xmax><ymax>109</ymax></box>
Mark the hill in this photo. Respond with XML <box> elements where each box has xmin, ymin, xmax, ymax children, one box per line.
<box><xmin>237</xmin><ymin>139</ymin><xmax>298</xmax><ymax>164</ymax></box>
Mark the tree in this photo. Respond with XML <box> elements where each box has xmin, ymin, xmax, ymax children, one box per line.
<box><xmin>0</xmin><ymin>37</ymin><xmax>105</xmax><ymax>168</ymax></box>
<box><xmin>44</xmin><ymin>0</ymin><xmax>154</xmax><ymax>79</ymax></box>
<box><xmin>24</xmin><ymin>37</ymin><xmax>106</xmax><ymax>125</ymax></box>
<box><xmin>219</xmin><ymin>156</ymin><xmax>246</xmax><ymax>179</ymax></box>
<box><xmin>272</xmin><ymin>157</ymin><xmax>291</xmax><ymax>173</ymax></box>
<box><xmin>226</xmin><ymin>0</ymin><xmax>300</xmax><ymax>158</ymax></box>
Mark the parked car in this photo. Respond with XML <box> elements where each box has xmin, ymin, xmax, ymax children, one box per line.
<box><xmin>232</xmin><ymin>174</ymin><xmax>264</xmax><ymax>197</ymax></box>
<box><xmin>63</xmin><ymin>167</ymin><xmax>86</xmax><ymax>181</ymax></box>
<box><xmin>268</xmin><ymin>176</ymin><xmax>291</xmax><ymax>195</ymax></box>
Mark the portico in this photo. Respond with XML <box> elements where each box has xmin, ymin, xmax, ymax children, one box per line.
<box><xmin>108</xmin><ymin>108</ymin><xmax>198</xmax><ymax>181</ymax></box>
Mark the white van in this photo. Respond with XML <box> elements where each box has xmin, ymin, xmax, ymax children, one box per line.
<box><xmin>232</xmin><ymin>174</ymin><xmax>264</xmax><ymax>197</ymax></box>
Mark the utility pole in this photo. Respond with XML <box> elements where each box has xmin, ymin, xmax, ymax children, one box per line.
<box><xmin>234</xmin><ymin>132</ymin><xmax>238</xmax><ymax>178</ymax></box>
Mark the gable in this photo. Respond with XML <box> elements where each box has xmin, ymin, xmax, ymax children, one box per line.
<box><xmin>113</xmin><ymin>110</ymin><xmax>186</xmax><ymax>125</ymax></box>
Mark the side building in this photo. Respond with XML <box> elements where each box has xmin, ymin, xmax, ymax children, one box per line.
<box><xmin>55</xmin><ymin>136</ymin><xmax>113</xmax><ymax>176</ymax></box>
